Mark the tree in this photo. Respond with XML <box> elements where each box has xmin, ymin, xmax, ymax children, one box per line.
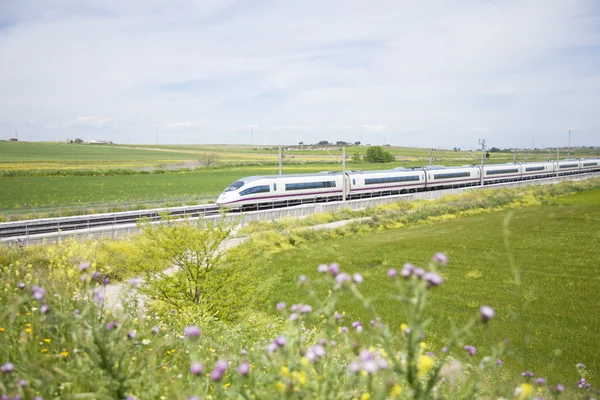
<box><xmin>354</xmin><ymin>141</ymin><xmax>361</xmax><ymax>145</ymax></box>
<box><xmin>352</xmin><ymin>152</ymin><xmax>362</xmax><ymax>161</ymax></box>
<box><xmin>318</xmin><ymin>140</ymin><xmax>329</xmax><ymax>145</ymax></box>
<box><xmin>199</xmin><ymin>152</ymin><xmax>219</xmax><ymax>167</ymax></box>
<box><xmin>336</xmin><ymin>141</ymin><xmax>348</xmax><ymax>146</ymax></box>
<box><xmin>365</xmin><ymin>146</ymin><xmax>395</xmax><ymax>163</ymax></box>
<box><xmin>137</xmin><ymin>217</ymin><xmax>233</xmax><ymax>316</ymax></box>
<box><xmin>489</xmin><ymin>147</ymin><xmax>501</xmax><ymax>153</ymax></box>
<box><xmin>74</xmin><ymin>138</ymin><xmax>83</xmax><ymax>144</ymax></box>
<box><xmin>298</xmin><ymin>142</ymin><xmax>304</xmax><ymax>145</ymax></box>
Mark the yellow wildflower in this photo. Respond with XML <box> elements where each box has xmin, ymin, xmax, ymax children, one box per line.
<box><xmin>400</xmin><ymin>323</ymin><xmax>408</xmax><ymax>332</ymax></box>
<box><xmin>0</xmin><ymin>328</ymin><xmax>5</xmax><ymax>332</ymax></box>
<box><xmin>390</xmin><ymin>384</ymin><xmax>403</xmax><ymax>398</ymax></box>
<box><xmin>224</xmin><ymin>382</ymin><xmax>231</xmax><ymax>388</ymax></box>
<box><xmin>41</xmin><ymin>349</ymin><xmax>47</xmax><ymax>353</ymax></box>
<box><xmin>280</xmin><ymin>366</ymin><xmax>290</xmax><ymax>376</ymax></box>
<box><xmin>297</xmin><ymin>371</ymin><xmax>307</xmax><ymax>386</ymax></box>
<box><xmin>44</xmin><ymin>338</ymin><xmax>51</xmax><ymax>343</ymax></box>
<box><xmin>276</xmin><ymin>381</ymin><xmax>286</xmax><ymax>393</ymax></box>
<box><xmin>361</xmin><ymin>393</ymin><xmax>371</xmax><ymax>400</ymax></box>
<box><xmin>25</xmin><ymin>328</ymin><xmax>32</xmax><ymax>334</ymax></box>
<box><xmin>26</xmin><ymin>312</ymin><xmax>31</xmax><ymax>316</ymax></box>
<box><xmin>60</xmin><ymin>351</ymin><xmax>69</xmax><ymax>357</ymax></box>
<box><xmin>25</xmin><ymin>323</ymin><xmax>31</xmax><ymax>327</ymax></box>
<box><xmin>161</xmin><ymin>365</ymin><xmax>167</xmax><ymax>370</ymax></box>
<box><xmin>300</xmin><ymin>357</ymin><xmax>309</xmax><ymax>366</ymax></box>
<box><xmin>516</xmin><ymin>383</ymin><xmax>533</xmax><ymax>400</ymax></box>
<box><xmin>420</xmin><ymin>342</ymin><xmax>427</xmax><ymax>350</ymax></box>
<box><xmin>418</xmin><ymin>355</ymin><xmax>434</xmax><ymax>376</ymax></box>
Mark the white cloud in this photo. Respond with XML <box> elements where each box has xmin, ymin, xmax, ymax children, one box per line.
<box><xmin>0</xmin><ymin>0</ymin><xmax>599</xmax><ymax>148</ymax></box>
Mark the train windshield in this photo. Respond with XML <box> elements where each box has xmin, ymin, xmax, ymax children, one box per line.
<box><xmin>223</xmin><ymin>180</ymin><xmax>245</xmax><ymax>193</ymax></box>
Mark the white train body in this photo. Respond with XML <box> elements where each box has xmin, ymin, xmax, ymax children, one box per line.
<box><xmin>216</xmin><ymin>158</ymin><xmax>600</xmax><ymax>209</ymax></box>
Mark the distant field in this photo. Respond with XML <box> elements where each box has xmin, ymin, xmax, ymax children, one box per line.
<box><xmin>246</xmin><ymin>189</ymin><xmax>600</xmax><ymax>384</ymax></box>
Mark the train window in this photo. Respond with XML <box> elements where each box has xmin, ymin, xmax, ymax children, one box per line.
<box><xmin>274</xmin><ymin>183</ymin><xmax>277</xmax><ymax>191</ymax></box>
<box><xmin>223</xmin><ymin>180</ymin><xmax>245</xmax><ymax>192</ymax></box>
<box><xmin>285</xmin><ymin>181</ymin><xmax>336</xmax><ymax>191</ymax></box>
<box><xmin>364</xmin><ymin>175</ymin><xmax>420</xmax><ymax>185</ymax></box>
<box><xmin>240</xmin><ymin>185</ymin><xmax>270</xmax><ymax>196</ymax></box>
<box><xmin>525</xmin><ymin>166</ymin><xmax>545</xmax><ymax>172</ymax></box>
<box><xmin>559</xmin><ymin>164</ymin><xmax>578</xmax><ymax>169</ymax></box>
<box><xmin>583</xmin><ymin>162</ymin><xmax>597</xmax><ymax>167</ymax></box>
<box><xmin>486</xmin><ymin>168</ymin><xmax>519</xmax><ymax>175</ymax></box>
<box><xmin>352</xmin><ymin>179</ymin><xmax>355</xmax><ymax>185</ymax></box>
<box><xmin>433</xmin><ymin>172</ymin><xmax>471</xmax><ymax>179</ymax></box>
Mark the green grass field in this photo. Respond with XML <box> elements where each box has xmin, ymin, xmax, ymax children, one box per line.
<box><xmin>241</xmin><ymin>189</ymin><xmax>600</xmax><ymax>384</ymax></box>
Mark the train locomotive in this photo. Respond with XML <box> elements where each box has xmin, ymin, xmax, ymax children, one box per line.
<box><xmin>216</xmin><ymin>159</ymin><xmax>600</xmax><ymax>210</ymax></box>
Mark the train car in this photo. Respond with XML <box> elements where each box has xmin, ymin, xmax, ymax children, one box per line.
<box><xmin>424</xmin><ymin>165</ymin><xmax>481</xmax><ymax>189</ymax></box>
<box><xmin>345</xmin><ymin>168</ymin><xmax>426</xmax><ymax>200</ymax></box>
<box><xmin>216</xmin><ymin>172</ymin><xmax>345</xmax><ymax>209</ymax></box>
<box><xmin>580</xmin><ymin>158</ymin><xmax>600</xmax><ymax>173</ymax></box>
<box><xmin>482</xmin><ymin>163</ymin><xmax>522</xmax><ymax>184</ymax></box>
<box><xmin>519</xmin><ymin>161</ymin><xmax>555</xmax><ymax>180</ymax></box>
<box><xmin>557</xmin><ymin>159</ymin><xmax>582</xmax><ymax>176</ymax></box>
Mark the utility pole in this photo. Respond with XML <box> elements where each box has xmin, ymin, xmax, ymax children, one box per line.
<box><xmin>251</xmin><ymin>130</ymin><xmax>254</xmax><ymax>146</ymax></box>
<box><xmin>278</xmin><ymin>146</ymin><xmax>283</xmax><ymax>175</ymax></box>
<box><xmin>156</xmin><ymin>131</ymin><xmax>159</xmax><ymax>145</ymax></box>
<box><xmin>342</xmin><ymin>146</ymin><xmax>346</xmax><ymax>202</ymax></box>
<box><xmin>429</xmin><ymin>148</ymin><xmax>434</xmax><ymax>165</ymax></box>
<box><xmin>568</xmin><ymin>130</ymin><xmax>571</xmax><ymax>157</ymax></box>
<box><xmin>513</xmin><ymin>148</ymin><xmax>517</xmax><ymax>163</ymax></box>
<box><xmin>556</xmin><ymin>147</ymin><xmax>560</xmax><ymax>177</ymax></box>
<box><xmin>479</xmin><ymin>139</ymin><xmax>486</xmax><ymax>186</ymax></box>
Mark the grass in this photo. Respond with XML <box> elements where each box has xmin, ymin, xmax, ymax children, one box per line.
<box><xmin>240</xmin><ymin>189</ymin><xmax>600</xmax><ymax>384</ymax></box>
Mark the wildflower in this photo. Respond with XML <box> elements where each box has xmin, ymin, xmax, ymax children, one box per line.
<box><xmin>521</xmin><ymin>371</ymin><xmax>535</xmax><ymax>378</ymax></box>
<box><xmin>300</xmin><ymin>305</ymin><xmax>312</xmax><ymax>314</ymax></box>
<box><xmin>238</xmin><ymin>360</ymin><xmax>250</xmax><ymax>376</ymax></box>
<box><xmin>60</xmin><ymin>351</ymin><xmax>68</xmax><ymax>357</ymax></box>
<box><xmin>376</xmin><ymin>358</ymin><xmax>389</xmax><ymax>370</ymax></box>
<box><xmin>515</xmin><ymin>383</ymin><xmax>533</xmax><ymax>400</ymax></box>
<box><xmin>496</xmin><ymin>359</ymin><xmax>503</xmax><ymax>366</ymax></box>
<box><xmin>90</xmin><ymin>271</ymin><xmax>101</xmax><ymax>280</ymax></box>
<box><xmin>25</xmin><ymin>328</ymin><xmax>32</xmax><ymax>334</ymax></box>
<box><xmin>18</xmin><ymin>282</ymin><xmax>26</xmax><ymax>289</ymax></box>
<box><xmin>554</xmin><ymin>384</ymin><xmax>565</xmax><ymax>393</ymax></box>
<box><xmin>190</xmin><ymin>362</ymin><xmax>204</xmax><ymax>375</ymax></box>
<box><xmin>334</xmin><ymin>312</ymin><xmax>342</xmax><ymax>321</ymax></box>
<box><xmin>127</xmin><ymin>331</ymin><xmax>136</xmax><ymax>339</ymax></box>
<box><xmin>424</xmin><ymin>271</ymin><xmax>443</xmax><ymax>287</ymax></box>
<box><xmin>363</xmin><ymin>360</ymin><xmax>378</xmax><ymax>374</ymax></box>
<box><xmin>32</xmin><ymin>286</ymin><xmax>45</xmax><ymax>301</ymax></box>
<box><xmin>536</xmin><ymin>378</ymin><xmax>546</xmax><ymax>385</ymax></box>
<box><xmin>40</xmin><ymin>304</ymin><xmax>50</xmax><ymax>314</ymax></box>
<box><xmin>360</xmin><ymin>393</ymin><xmax>371</xmax><ymax>400</ymax></box>
<box><xmin>267</xmin><ymin>343</ymin><xmax>277</xmax><ymax>353</ymax></box>
<box><xmin>18</xmin><ymin>379</ymin><xmax>27</xmax><ymax>387</ymax></box>
<box><xmin>129</xmin><ymin>278</ymin><xmax>141</xmax><ymax>287</ymax></box>
<box><xmin>184</xmin><ymin>326</ymin><xmax>201</xmax><ymax>338</ymax></box>
<box><xmin>576</xmin><ymin>363</ymin><xmax>585</xmax><ymax>369</ymax></box>
<box><xmin>387</xmin><ymin>268</ymin><xmax>398</xmax><ymax>278</ymax></box>
<box><xmin>401</xmin><ymin>263</ymin><xmax>414</xmax><ymax>278</ymax></box>
<box><xmin>210</xmin><ymin>359</ymin><xmax>228</xmax><ymax>381</ymax></box>
<box><xmin>432</xmin><ymin>252</ymin><xmax>448</xmax><ymax>266</ymax></box>
<box><xmin>353</xmin><ymin>273</ymin><xmax>364</xmax><ymax>284</ymax></box>
<box><xmin>335</xmin><ymin>273</ymin><xmax>351</xmax><ymax>286</ymax></box>
<box><xmin>341</xmin><ymin>326</ymin><xmax>349</xmax><ymax>333</ymax></box>
<box><xmin>329</xmin><ymin>263</ymin><xmax>340</xmax><ymax>276</ymax></box>
<box><xmin>290</xmin><ymin>304</ymin><xmax>301</xmax><ymax>312</ymax></box>
<box><xmin>276</xmin><ymin>302</ymin><xmax>286</xmax><ymax>311</ymax></box>
<box><xmin>317</xmin><ymin>264</ymin><xmax>329</xmax><ymax>273</ymax></box>
<box><xmin>348</xmin><ymin>361</ymin><xmax>361</xmax><ymax>373</ymax></box>
<box><xmin>141</xmin><ymin>339</ymin><xmax>151</xmax><ymax>345</ymax></box>
<box><xmin>289</xmin><ymin>313</ymin><xmax>298</xmax><ymax>321</ymax></box>
<box><xmin>93</xmin><ymin>288</ymin><xmax>105</xmax><ymax>303</ymax></box>
<box><xmin>390</xmin><ymin>384</ymin><xmax>403</xmax><ymax>398</ymax></box>
<box><xmin>464</xmin><ymin>345</ymin><xmax>476</xmax><ymax>356</ymax></box>
<box><xmin>352</xmin><ymin>321</ymin><xmax>363</xmax><ymax>333</ymax></box>
<box><xmin>274</xmin><ymin>336</ymin><xmax>287</xmax><ymax>348</ymax></box>
<box><xmin>418</xmin><ymin>355</ymin><xmax>434</xmax><ymax>376</ymax></box>
<box><xmin>152</xmin><ymin>326</ymin><xmax>160</xmax><ymax>334</ymax></box>
<box><xmin>105</xmin><ymin>321</ymin><xmax>119</xmax><ymax>330</ymax></box>
<box><xmin>188</xmin><ymin>396</ymin><xmax>201</xmax><ymax>400</ymax></box>
<box><xmin>441</xmin><ymin>347</ymin><xmax>448</xmax><ymax>353</ymax></box>
<box><xmin>298</xmin><ymin>275</ymin><xmax>308</xmax><ymax>284</ymax></box>
<box><xmin>79</xmin><ymin>262</ymin><xmax>90</xmax><ymax>271</ymax></box>
<box><xmin>480</xmin><ymin>306</ymin><xmax>495</xmax><ymax>322</ymax></box>
<box><xmin>413</xmin><ymin>268</ymin><xmax>425</xmax><ymax>278</ymax></box>
<box><xmin>1</xmin><ymin>362</ymin><xmax>14</xmax><ymax>373</ymax></box>
<box><xmin>400</xmin><ymin>323</ymin><xmax>410</xmax><ymax>335</ymax></box>
<box><xmin>305</xmin><ymin>345</ymin><xmax>325</xmax><ymax>362</ymax></box>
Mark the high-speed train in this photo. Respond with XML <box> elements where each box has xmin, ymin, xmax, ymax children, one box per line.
<box><xmin>216</xmin><ymin>159</ymin><xmax>600</xmax><ymax>209</ymax></box>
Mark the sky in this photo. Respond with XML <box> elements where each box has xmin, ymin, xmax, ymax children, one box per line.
<box><xmin>0</xmin><ymin>0</ymin><xmax>599</xmax><ymax>149</ymax></box>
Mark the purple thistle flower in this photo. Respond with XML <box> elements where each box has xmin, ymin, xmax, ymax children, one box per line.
<box><xmin>151</xmin><ymin>326</ymin><xmax>160</xmax><ymax>334</ymax></box>
<box><xmin>496</xmin><ymin>359</ymin><xmax>503</xmax><ymax>365</ymax></box>
<box><xmin>210</xmin><ymin>359</ymin><xmax>228</xmax><ymax>381</ymax></box>
<box><xmin>127</xmin><ymin>331</ymin><xmax>136</xmax><ymax>339</ymax></box>
<box><xmin>40</xmin><ymin>304</ymin><xmax>50</xmax><ymax>314</ymax></box>
<box><xmin>32</xmin><ymin>286</ymin><xmax>45</xmax><ymax>301</ymax></box>
<box><xmin>188</xmin><ymin>396</ymin><xmax>201</xmax><ymax>400</ymax></box>
<box><xmin>237</xmin><ymin>360</ymin><xmax>250</xmax><ymax>376</ymax></box>
<box><xmin>376</xmin><ymin>358</ymin><xmax>389</xmax><ymax>370</ymax></box>
<box><xmin>401</xmin><ymin>263</ymin><xmax>415</xmax><ymax>277</ymax></box>
<box><xmin>18</xmin><ymin>379</ymin><xmax>27</xmax><ymax>387</ymax></box>
<box><xmin>555</xmin><ymin>384</ymin><xmax>565</xmax><ymax>393</ymax></box>
<box><xmin>300</xmin><ymin>305</ymin><xmax>313</xmax><ymax>314</ymax></box>
<box><xmin>317</xmin><ymin>264</ymin><xmax>329</xmax><ymax>273</ymax></box>
<box><xmin>184</xmin><ymin>326</ymin><xmax>201</xmax><ymax>338</ymax></box>
<box><xmin>305</xmin><ymin>345</ymin><xmax>326</xmax><ymax>362</ymax></box>
<box><xmin>34</xmin><ymin>397</ymin><xmax>43</xmax><ymax>400</ymax></box>
<box><xmin>102</xmin><ymin>277</ymin><xmax>110</xmax><ymax>285</ymax></box>
<box><xmin>464</xmin><ymin>345</ymin><xmax>476</xmax><ymax>356</ymax></box>
<box><xmin>267</xmin><ymin>343</ymin><xmax>277</xmax><ymax>353</ymax></box>
<box><xmin>93</xmin><ymin>288</ymin><xmax>105</xmax><ymax>303</ymax></box>
<box><xmin>536</xmin><ymin>378</ymin><xmax>546</xmax><ymax>385</ymax></box>
<box><xmin>126</xmin><ymin>396</ymin><xmax>136</xmax><ymax>400</ymax></box>
<box><xmin>413</xmin><ymin>268</ymin><xmax>425</xmax><ymax>278</ymax></box>
<box><xmin>432</xmin><ymin>252</ymin><xmax>448</xmax><ymax>266</ymax></box>
<box><xmin>353</xmin><ymin>273</ymin><xmax>363</xmax><ymax>284</ymax></box>
<box><xmin>424</xmin><ymin>271</ymin><xmax>443</xmax><ymax>287</ymax></box>
<box><xmin>341</xmin><ymin>326</ymin><xmax>349</xmax><ymax>333</ymax></box>
<box><xmin>329</xmin><ymin>263</ymin><xmax>340</xmax><ymax>276</ymax></box>
<box><xmin>290</xmin><ymin>304</ymin><xmax>301</xmax><ymax>312</ymax></box>
<box><xmin>1</xmin><ymin>362</ymin><xmax>15</xmax><ymax>373</ymax></box>
<box><xmin>362</xmin><ymin>359</ymin><xmax>379</xmax><ymax>374</ymax></box>
<box><xmin>335</xmin><ymin>273</ymin><xmax>351</xmax><ymax>286</ymax></box>
<box><xmin>105</xmin><ymin>321</ymin><xmax>119</xmax><ymax>330</ymax></box>
<box><xmin>289</xmin><ymin>313</ymin><xmax>298</xmax><ymax>321</ymax></box>
<box><xmin>276</xmin><ymin>302</ymin><xmax>286</xmax><ymax>311</ymax></box>
<box><xmin>387</xmin><ymin>268</ymin><xmax>398</xmax><ymax>278</ymax></box>
<box><xmin>348</xmin><ymin>361</ymin><xmax>361</xmax><ymax>373</ymax></box>
<box><xmin>442</xmin><ymin>347</ymin><xmax>448</xmax><ymax>353</ymax></box>
<box><xmin>318</xmin><ymin>338</ymin><xmax>327</xmax><ymax>346</ymax></box>
<box><xmin>480</xmin><ymin>305</ymin><xmax>495</xmax><ymax>322</ymax></box>
<box><xmin>521</xmin><ymin>371</ymin><xmax>535</xmax><ymax>378</ymax></box>
<box><xmin>359</xmin><ymin>350</ymin><xmax>374</xmax><ymax>361</ymax></box>
<box><xmin>334</xmin><ymin>312</ymin><xmax>342</xmax><ymax>321</ymax></box>
<box><xmin>128</xmin><ymin>278</ymin><xmax>141</xmax><ymax>287</ymax></box>
<box><xmin>90</xmin><ymin>271</ymin><xmax>101</xmax><ymax>280</ymax></box>
<box><xmin>18</xmin><ymin>282</ymin><xmax>26</xmax><ymax>289</ymax></box>
<box><xmin>79</xmin><ymin>262</ymin><xmax>90</xmax><ymax>271</ymax></box>
<box><xmin>576</xmin><ymin>363</ymin><xmax>585</xmax><ymax>368</ymax></box>
<box><xmin>190</xmin><ymin>362</ymin><xmax>204</xmax><ymax>375</ymax></box>
<box><xmin>274</xmin><ymin>336</ymin><xmax>287</xmax><ymax>347</ymax></box>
